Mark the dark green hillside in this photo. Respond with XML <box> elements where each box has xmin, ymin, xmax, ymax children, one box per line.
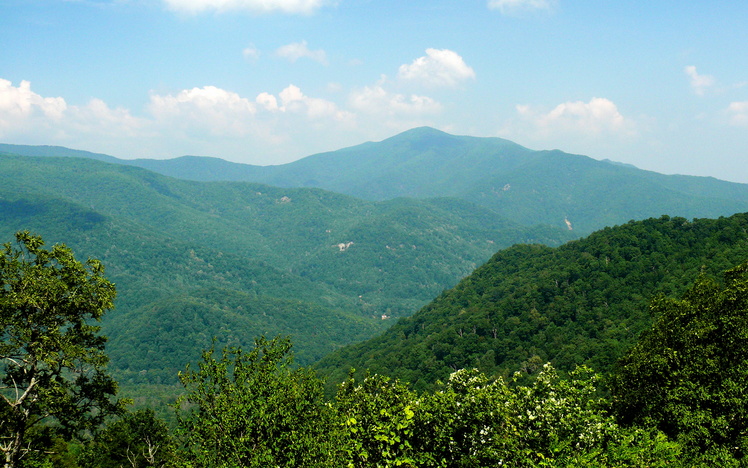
<box><xmin>463</xmin><ymin>151</ymin><xmax>748</xmax><ymax>233</ymax></box>
<box><xmin>315</xmin><ymin>213</ymin><xmax>748</xmax><ymax>391</ymax></box>
<box><xmin>107</xmin><ymin>288</ymin><xmax>377</xmax><ymax>385</ymax></box>
<box><xmin>0</xmin><ymin>152</ymin><xmax>573</xmax><ymax>388</ymax></box>
<box><xmin>0</xmin><ymin>153</ymin><xmax>570</xmax><ymax>318</ymax></box>
<box><xmin>0</xmin><ymin>193</ymin><xmax>379</xmax><ymax>379</ymax></box>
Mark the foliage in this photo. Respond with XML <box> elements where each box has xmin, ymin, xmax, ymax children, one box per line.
<box><xmin>333</xmin><ymin>364</ymin><xmax>680</xmax><ymax>467</ymax></box>
<box><xmin>0</xmin><ymin>231</ymin><xmax>125</xmax><ymax>467</ymax></box>
<box><xmin>335</xmin><ymin>372</ymin><xmax>420</xmax><ymax>467</ymax></box>
<box><xmin>611</xmin><ymin>260</ymin><xmax>748</xmax><ymax>460</ymax></box>
<box><xmin>79</xmin><ymin>408</ymin><xmax>175</xmax><ymax>468</ymax></box>
<box><xmin>174</xmin><ymin>336</ymin><xmax>336</xmax><ymax>467</ymax></box>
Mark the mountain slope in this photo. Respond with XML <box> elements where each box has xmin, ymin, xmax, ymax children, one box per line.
<box><xmin>0</xmin><ymin>152</ymin><xmax>570</xmax><ymax>315</ymax></box>
<box><xmin>0</xmin><ymin>191</ymin><xmax>378</xmax><ymax>374</ymax></box>
<box><xmin>315</xmin><ymin>213</ymin><xmax>748</xmax><ymax>392</ymax></box>
<box><xmin>0</xmin><ymin>152</ymin><xmax>572</xmax><ymax>385</ymax></box>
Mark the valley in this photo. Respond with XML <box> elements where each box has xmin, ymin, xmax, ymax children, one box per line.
<box><xmin>3</xmin><ymin>128</ymin><xmax>748</xmax><ymax>389</ymax></box>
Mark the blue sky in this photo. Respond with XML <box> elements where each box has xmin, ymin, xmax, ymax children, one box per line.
<box><xmin>2</xmin><ymin>0</ymin><xmax>748</xmax><ymax>183</ymax></box>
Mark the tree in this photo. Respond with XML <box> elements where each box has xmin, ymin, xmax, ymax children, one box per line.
<box><xmin>611</xmin><ymin>261</ymin><xmax>748</xmax><ymax>460</ymax></box>
<box><xmin>175</xmin><ymin>335</ymin><xmax>336</xmax><ymax>467</ymax></box>
<box><xmin>79</xmin><ymin>408</ymin><xmax>175</xmax><ymax>468</ymax></box>
<box><xmin>0</xmin><ymin>231</ymin><xmax>125</xmax><ymax>467</ymax></box>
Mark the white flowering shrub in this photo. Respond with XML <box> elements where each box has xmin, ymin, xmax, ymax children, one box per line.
<box><xmin>333</xmin><ymin>364</ymin><xmax>680</xmax><ymax>467</ymax></box>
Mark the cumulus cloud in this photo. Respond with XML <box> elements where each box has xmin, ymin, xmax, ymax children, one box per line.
<box><xmin>488</xmin><ymin>0</ymin><xmax>556</xmax><ymax>14</ymax></box>
<box><xmin>0</xmin><ymin>79</ymin><xmax>67</xmax><ymax>128</ymax></box>
<box><xmin>398</xmin><ymin>49</ymin><xmax>475</xmax><ymax>88</ymax></box>
<box><xmin>499</xmin><ymin>97</ymin><xmax>641</xmax><ymax>160</ymax></box>
<box><xmin>684</xmin><ymin>65</ymin><xmax>715</xmax><ymax>96</ymax></box>
<box><xmin>518</xmin><ymin>98</ymin><xmax>635</xmax><ymax>136</ymax></box>
<box><xmin>258</xmin><ymin>84</ymin><xmax>353</xmax><ymax>122</ymax></box>
<box><xmin>162</xmin><ymin>0</ymin><xmax>333</xmax><ymax>14</ymax></box>
<box><xmin>727</xmin><ymin>101</ymin><xmax>748</xmax><ymax>127</ymax></box>
<box><xmin>0</xmin><ymin>77</ymin><xmax>446</xmax><ymax>163</ymax></box>
<box><xmin>0</xmin><ymin>78</ymin><xmax>144</xmax><ymax>143</ymax></box>
<box><xmin>148</xmin><ymin>85</ymin><xmax>257</xmax><ymax>137</ymax></box>
<box><xmin>275</xmin><ymin>41</ymin><xmax>327</xmax><ymax>65</ymax></box>
<box><xmin>68</xmin><ymin>99</ymin><xmax>146</xmax><ymax>138</ymax></box>
<box><xmin>349</xmin><ymin>85</ymin><xmax>442</xmax><ymax>116</ymax></box>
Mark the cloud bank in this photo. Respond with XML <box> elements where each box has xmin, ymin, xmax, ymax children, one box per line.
<box><xmin>516</xmin><ymin>97</ymin><xmax>635</xmax><ymax>136</ymax></box>
<box><xmin>0</xmin><ymin>77</ymin><xmax>446</xmax><ymax>161</ymax></box>
<box><xmin>499</xmin><ymin>97</ymin><xmax>639</xmax><ymax>158</ymax></box>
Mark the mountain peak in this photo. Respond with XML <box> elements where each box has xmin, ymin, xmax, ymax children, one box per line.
<box><xmin>384</xmin><ymin>126</ymin><xmax>455</xmax><ymax>142</ymax></box>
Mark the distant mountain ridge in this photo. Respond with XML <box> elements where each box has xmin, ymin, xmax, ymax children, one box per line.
<box><xmin>5</xmin><ymin>126</ymin><xmax>748</xmax><ymax>234</ymax></box>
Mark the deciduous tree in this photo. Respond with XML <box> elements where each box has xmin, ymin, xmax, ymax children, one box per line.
<box><xmin>0</xmin><ymin>231</ymin><xmax>125</xmax><ymax>467</ymax></box>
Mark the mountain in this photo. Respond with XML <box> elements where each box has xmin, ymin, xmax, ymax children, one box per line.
<box><xmin>314</xmin><ymin>213</ymin><xmax>748</xmax><ymax>392</ymax></box>
<box><xmin>7</xmin><ymin>127</ymin><xmax>748</xmax><ymax>235</ymax></box>
<box><xmin>0</xmin><ymin>151</ymin><xmax>570</xmax><ymax>387</ymax></box>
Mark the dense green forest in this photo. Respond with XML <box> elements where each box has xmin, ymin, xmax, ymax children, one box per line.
<box><xmin>0</xmin><ymin>151</ymin><xmax>569</xmax><ymax>392</ymax></box>
<box><xmin>316</xmin><ymin>213</ymin><xmax>748</xmax><ymax>392</ymax></box>
<box><xmin>3</xmin><ymin>234</ymin><xmax>748</xmax><ymax>466</ymax></box>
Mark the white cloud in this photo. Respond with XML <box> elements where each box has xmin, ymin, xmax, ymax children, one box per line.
<box><xmin>499</xmin><ymin>97</ymin><xmax>643</xmax><ymax>162</ymax></box>
<box><xmin>515</xmin><ymin>97</ymin><xmax>635</xmax><ymax>136</ymax></box>
<box><xmin>266</xmin><ymin>84</ymin><xmax>353</xmax><ymax>121</ymax></box>
<box><xmin>256</xmin><ymin>92</ymin><xmax>279</xmax><ymax>111</ymax></box>
<box><xmin>148</xmin><ymin>85</ymin><xmax>257</xmax><ymax>137</ymax></box>
<box><xmin>162</xmin><ymin>0</ymin><xmax>333</xmax><ymax>14</ymax></box>
<box><xmin>684</xmin><ymin>65</ymin><xmax>715</xmax><ymax>96</ymax></box>
<box><xmin>68</xmin><ymin>99</ymin><xmax>145</xmax><ymax>138</ymax></box>
<box><xmin>0</xmin><ymin>79</ymin><xmax>67</xmax><ymax>129</ymax></box>
<box><xmin>0</xmin><ymin>79</ymin><xmax>143</xmax><ymax>143</ymax></box>
<box><xmin>727</xmin><ymin>101</ymin><xmax>748</xmax><ymax>126</ymax></box>
<box><xmin>275</xmin><ymin>41</ymin><xmax>327</xmax><ymax>65</ymax></box>
<box><xmin>349</xmin><ymin>85</ymin><xmax>442</xmax><ymax>116</ymax></box>
<box><xmin>488</xmin><ymin>0</ymin><xmax>555</xmax><ymax>14</ymax></box>
<box><xmin>0</xmin><ymin>77</ymin><xmax>442</xmax><ymax>164</ymax></box>
<box><xmin>398</xmin><ymin>49</ymin><xmax>475</xmax><ymax>88</ymax></box>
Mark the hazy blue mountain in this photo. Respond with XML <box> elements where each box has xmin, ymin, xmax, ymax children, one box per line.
<box><xmin>0</xmin><ymin>143</ymin><xmax>122</xmax><ymax>163</ymax></box>
<box><xmin>6</xmin><ymin>127</ymin><xmax>748</xmax><ymax>234</ymax></box>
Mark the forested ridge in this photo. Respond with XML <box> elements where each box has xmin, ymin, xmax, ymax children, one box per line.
<box><xmin>0</xmin><ymin>151</ymin><xmax>569</xmax><ymax>391</ymax></box>
<box><xmin>316</xmin><ymin>213</ymin><xmax>748</xmax><ymax>392</ymax></box>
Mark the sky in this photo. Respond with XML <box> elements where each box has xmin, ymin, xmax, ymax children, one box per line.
<box><xmin>1</xmin><ymin>0</ymin><xmax>748</xmax><ymax>183</ymax></box>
